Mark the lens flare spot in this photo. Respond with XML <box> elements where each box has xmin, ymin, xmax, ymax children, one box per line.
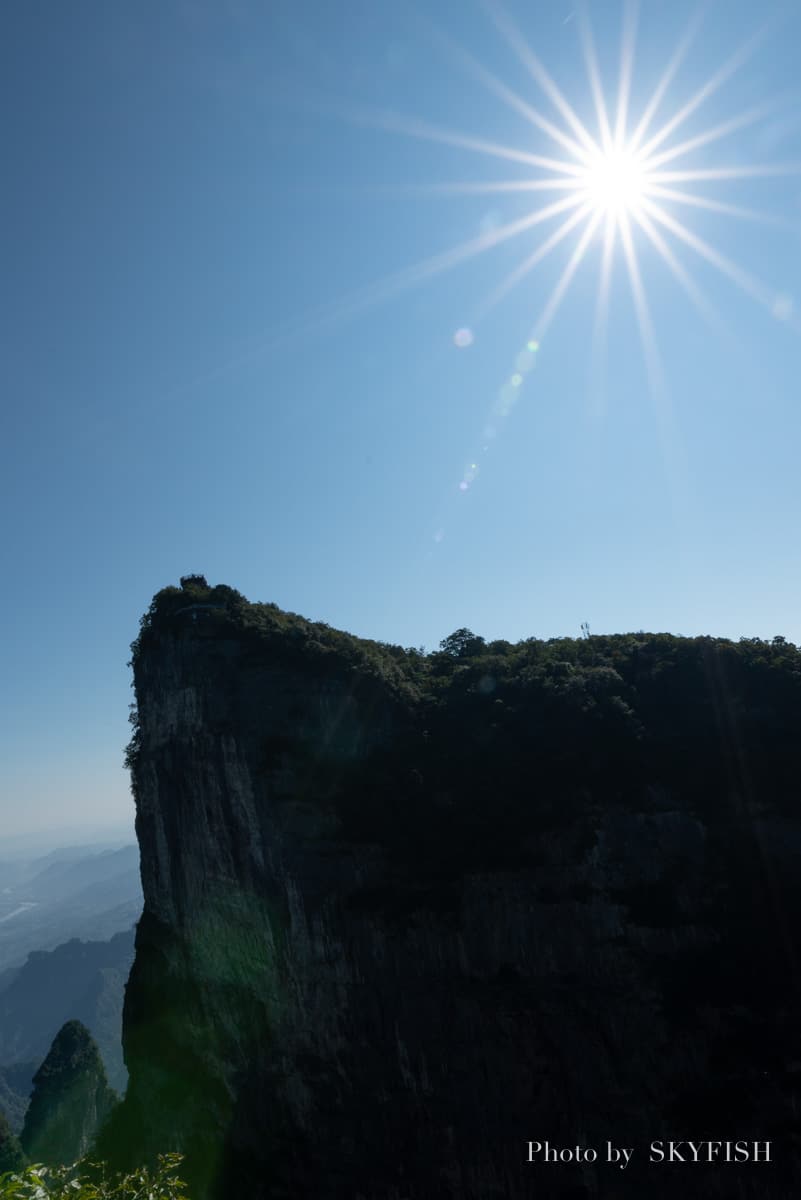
<box><xmin>527</xmin><ymin>340</ymin><xmax>539</xmax><ymax>353</ymax></box>
<box><xmin>496</xmin><ymin>382</ymin><xmax>518</xmax><ymax>415</ymax></box>
<box><xmin>453</xmin><ymin>327</ymin><xmax>474</xmax><ymax>348</ymax></box>
<box><xmin>773</xmin><ymin>292</ymin><xmax>794</xmax><ymax>321</ymax></box>
<box><xmin>511</xmin><ymin>373</ymin><xmax>523</xmax><ymax>387</ymax></box>
<box><xmin>459</xmin><ymin>480</ymin><xmax>469</xmax><ymax>491</ymax></box>
<box><xmin>479</xmin><ymin>209</ymin><xmax>502</xmax><ymax>234</ymax></box>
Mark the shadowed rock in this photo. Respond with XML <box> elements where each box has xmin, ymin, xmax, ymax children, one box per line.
<box><xmin>102</xmin><ymin>578</ymin><xmax>801</xmax><ymax>1198</ymax></box>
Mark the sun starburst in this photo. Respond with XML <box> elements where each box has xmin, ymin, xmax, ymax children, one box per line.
<box><xmin>288</xmin><ymin>0</ymin><xmax>799</xmax><ymax>508</ymax></box>
<box><xmin>326</xmin><ymin>0</ymin><xmax>796</xmax><ymax>364</ymax></box>
<box><xmin>454</xmin><ymin>0</ymin><xmax>798</xmax><ymax>349</ymax></box>
<box><xmin>372</xmin><ymin>0</ymin><xmax>798</xmax><ymax>498</ymax></box>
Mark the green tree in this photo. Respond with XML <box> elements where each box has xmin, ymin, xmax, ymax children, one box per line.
<box><xmin>439</xmin><ymin>628</ymin><xmax>486</xmax><ymax>658</ymax></box>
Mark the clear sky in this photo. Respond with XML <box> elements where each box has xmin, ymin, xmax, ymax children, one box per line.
<box><xmin>2</xmin><ymin>0</ymin><xmax>800</xmax><ymax>835</ymax></box>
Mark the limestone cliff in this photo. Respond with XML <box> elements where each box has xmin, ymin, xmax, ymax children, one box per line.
<box><xmin>110</xmin><ymin>578</ymin><xmax>801</xmax><ymax>1199</ymax></box>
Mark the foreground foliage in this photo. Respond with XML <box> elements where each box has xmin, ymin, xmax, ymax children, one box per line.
<box><xmin>0</xmin><ymin>1155</ymin><xmax>188</xmax><ymax>1199</ymax></box>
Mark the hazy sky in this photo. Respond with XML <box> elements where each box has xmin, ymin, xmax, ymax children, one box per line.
<box><xmin>2</xmin><ymin>0</ymin><xmax>801</xmax><ymax>835</ymax></box>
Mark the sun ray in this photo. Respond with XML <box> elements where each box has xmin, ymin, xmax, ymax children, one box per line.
<box><xmin>644</xmin><ymin>183</ymin><xmax>788</xmax><ymax>226</ymax></box>
<box><xmin>487</xmin><ymin>216</ymin><xmax>602</xmax><ymax>422</ymax></box>
<box><xmin>397</xmin><ymin>178</ymin><xmax>590</xmax><ymax>196</ymax></box>
<box><xmin>422</xmin><ymin>20</ymin><xmax>593</xmax><ymax>165</ymax></box>
<box><xmin>628</xmin><ymin>5</ymin><xmax>706</xmax><ymax>152</ymax></box>
<box><xmin>356</xmin><ymin>198</ymin><xmax>597</xmax><ymax>309</ymax></box>
<box><xmin>588</xmin><ymin>215</ymin><xmax>617</xmax><ymax>415</ymax></box>
<box><xmin>637</xmin><ymin>26</ymin><xmax>770</xmax><ymax>161</ymax></box>
<box><xmin>332</xmin><ymin>103</ymin><xmax>588</xmax><ymax>176</ymax></box>
<box><xmin>619</xmin><ymin>211</ymin><xmax>690</xmax><ymax>521</ymax></box>
<box><xmin>640</xmin><ymin>198</ymin><xmax>777</xmax><ymax>309</ymax></box>
<box><xmin>595</xmin><ymin>215</ymin><xmax>617</xmax><ymax>337</ymax></box>
<box><xmin>248</xmin><ymin>197</ymin><xmax>599</xmax><ymax>358</ymax></box>
<box><xmin>599</xmin><ymin>215</ymin><xmax>616</xmax><ymax>311</ymax></box>
<box><xmin>531</xmin><ymin>209</ymin><xmax>604</xmax><ymax>342</ymax></box>
<box><xmin>648</xmin><ymin>164</ymin><xmax>801</xmax><ymax>183</ymax></box>
<box><xmin>578</xmin><ymin>5</ymin><xmax>614</xmax><ymax>152</ymax></box>
<box><xmin>474</xmin><ymin>200</ymin><xmax>594</xmax><ymax>320</ymax></box>
<box><xmin>632</xmin><ymin>207</ymin><xmax>724</xmax><ymax>333</ymax></box>
<box><xmin>619</xmin><ymin>217</ymin><xmax>666</xmax><ymax>410</ymax></box>
<box><xmin>480</xmin><ymin>0</ymin><xmax>599</xmax><ymax>157</ymax></box>
<box><xmin>644</xmin><ymin>101</ymin><xmax>777</xmax><ymax>171</ymax></box>
<box><xmin>487</xmin><ymin>210</ymin><xmax>602</xmax><ymax>422</ymax></box>
<box><xmin>614</xmin><ymin>0</ymin><xmax>639</xmax><ymax>145</ymax></box>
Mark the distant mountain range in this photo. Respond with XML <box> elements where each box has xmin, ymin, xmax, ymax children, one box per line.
<box><xmin>0</xmin><ymin>826</ymin><xmax>135</xmax><ymax>859</ymax></box>
<box><xmin>0</xmin><ymin>840</ymin><xmax>141</xmax><ymax>1131</ymax></box>
<box><xmin>0</xmin><ymin>928</ymin><xmax>136</xmax><ymax>1132</ymax></box>
<box><xmin>0</xmin><ymin>1061</ymin><xmax>35</xmax><ymax>1133</ymax></box>
<box><xmin>0</xmin><ymin>843</ymin><xmax>142</xmax><ymax>972</ymax></box>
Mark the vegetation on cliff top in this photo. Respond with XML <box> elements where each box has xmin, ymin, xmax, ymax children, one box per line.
<box><xmin>129</xmin><ymin>574</ymin><xmax>421</xmax><ymax>688</ymax></box>
<box><xmin>127</xmin><ymin>578</ymin><xmax>801</xmax><ymax>834</ymax></box>
<box><xmin>125</xmin><ymin>575</ymin><xmax>421</xmax><ymax>774</ymax></box>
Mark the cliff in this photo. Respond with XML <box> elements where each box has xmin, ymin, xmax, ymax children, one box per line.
<box><xmin>109</xmin><ymin>577</ymin><xmax>801</xmax><ymax>1198</ymax></box>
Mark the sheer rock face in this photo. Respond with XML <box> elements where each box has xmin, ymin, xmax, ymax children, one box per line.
<box><xmin>21</xmin><ymin>1020</ymin><xmax>116</xmax><ymax>1165</ymax></box>
<box><xmin>115</xmin><ymin>589</ymin><xmax>801</xmax><ymax>1200</ymax></box>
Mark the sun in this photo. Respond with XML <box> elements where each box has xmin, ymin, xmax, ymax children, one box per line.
<box><xmin>330</xmin><ymin>0</ymin><xmax>796</xmax><ymax>461</ymax></box>
<box><xmin>580</xmin><ymin>143</ymin><xmax>649</xmax><ymax>218</ymax></box>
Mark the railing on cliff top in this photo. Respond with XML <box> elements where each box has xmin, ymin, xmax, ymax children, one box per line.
<box><xmin>171</xmin><ymin>603</ymin><xmax>227</xmax><ymax>620</ymax></box>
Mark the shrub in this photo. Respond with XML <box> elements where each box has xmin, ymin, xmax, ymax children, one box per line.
<box><xmin>0</xmin><ymin>1154</ymin><xmax>188</xmax><ymax>1199</ymax></box>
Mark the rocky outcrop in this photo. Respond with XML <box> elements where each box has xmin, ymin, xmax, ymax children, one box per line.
<box><xmin>21</xmin><ymin>1020</ymin><xmax>117</xmax><ymax>1165</ymax></box>
<box><xmin>109</xmin><ymin>579</ymin><xmax>801</xmax><ymax>1199</ymax></box>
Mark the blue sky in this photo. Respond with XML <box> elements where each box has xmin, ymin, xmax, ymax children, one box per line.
<box><xmin>2</xmin><ymin>0</ymin><xmax>801</xmax><ymax>834</ymax></box>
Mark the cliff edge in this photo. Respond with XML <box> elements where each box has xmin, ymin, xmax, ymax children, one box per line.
<box><xmin>107</xmin><ymin>577</ymin><xmax>801</xmax><ymax>1198</ymax></box>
